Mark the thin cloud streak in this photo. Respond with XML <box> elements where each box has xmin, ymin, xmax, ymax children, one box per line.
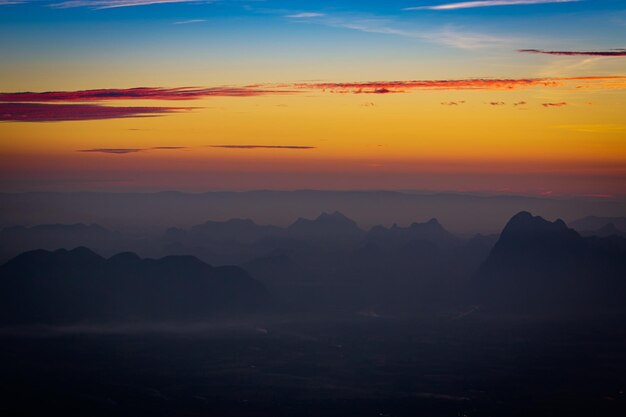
<box><xmin>50</xmin><ymin>0</ymin><xmax>203</xmax><ymax>9</ymax></box>
<box><xmin>0</xmin><ymin>102</ymin><xmax>190</xmax><ymax>122</ymax></box>
<box><xmin>286</xmin><ymin>12</ymin><xmax>325</xmax><ymax>18</ymax></box>
<box><xmin>174</xmin><ymin>19</ymin><xmax>207</xmax><ymax>25</ymax></box>
<box><xmin>295</xmin><ymin>78</ymin><xmax>560</xmax><ymax>94</ymax></box>
<box><xmin>78</xmin><ymin>148</ymin><xmax>144</xmax><ymax>154</ymax></box>
<box><xmin>542</xmin><ymin>102</ymin><xmax>568</xmax><ymax>107</ymax></box>
<box><xmin>210</xmin><ymin>145</ymin><xmax>316</xmax><ymax>150</ymax></box>
<box><xmin>405</xmin><ymin>0</ymin><xmax>580</xmax><ymax>11</ymax></box>
<box><xmin>78</xmin><ymin>146</ymin><xmax>187</xmax><ymax>154</ymax></box>
<box><xmin>0</xmin><ymin>86</ymin><xmax>292</xmax><ymax>102</ymax></box>
<box><xmin>519</xmin><ymin>48</ymin><xmax>626</xmax><ymax>57</ymax></box>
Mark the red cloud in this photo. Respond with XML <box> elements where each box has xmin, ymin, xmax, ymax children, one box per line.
<box><xmin>294</xmin><ymin>78</ymin><xmax>561</xmax><ymax>94</ymax></box>
<box><xmin>519</xmin><ymin>49</ymin><xmax>626</xmax><ymax>57</ymax></box>
<box><xmin>0</xmin><ymin>86</ymin><xmax>291</xmax><ymax>102</ymax></box>
<box><xmin>209</xmin><ymin>145</ymin><xmax>316</xmax><ymax>150</ymax></box>
<box><xmin>0</xmin><ymin>102</ymin><xmax>191</xmax><ymax>122</ymax></box>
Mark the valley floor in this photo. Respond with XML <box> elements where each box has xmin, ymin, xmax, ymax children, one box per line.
<box><xmin>1</xmin><ymin>313</ymin><xmax>625</xmax><ymax>416</ymax></box>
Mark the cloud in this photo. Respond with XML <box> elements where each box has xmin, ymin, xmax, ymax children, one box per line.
<box><xmin>173</xmin><ymin>19</ymin><xmax>207</xmax><ymax>25</ymax></box>
<box><xmin>78</xmin><ymin>148</ymin><xmax>144</xmax><ymax>154</ymax></box>
<box><xmin>513</xmin><ymin>101</ymin><xmax>527</xmax><ymax>106</ymax></box>
<box><xmin>319</xmin><ymin>16</ymin><xmax>516</xmax><ymax>49</ymax></box>
<box><xmin>78</xmin><ymin>146</ymin><xmax>187</xmax><ymax>154</ymax></box>
<box><xmin>0</xmin><ymin>102</ymin><xmax>190</xmax><ymax>122</ymax></box>
<box><xmin>296</xmin><ymin>76</ymin><xmax>626</xmax><ymax>94</ymax></box>
<box><xmin>542</xmin><ymin>102</ymin><xmax>567</xmax><ymax>107</ymax></box>
<box><xmin>296</xmin><ymin>78</ymin><xmax>560</xmax><ymax>94</ymax></box>
<box><xmin>405</xmin><ymin>0</ymin><xmax>580</xmax><ymax>11</ymax></box>
<box><xmin>50</xmin><ymin>0</ymin><xmax>203</xmax><ymax>9</ymax></box>
<box><xmin>0</xmin><ymin>86</ymin><xmax>291</xmax><ymax>102</ymax></box>
<box><xmin>151</xmin><ymin>146</ymin><xmax>187</xmax><ymax>150</ymax></box>
<box><xmin>441</xmin><ymin>101</ymin><xmax>465</xmax><ymax>105</ymax></box>
<box><xmin>209</xmin><ymin>145</ymin><xmax>316</xmax><ymax>150</ymax></box>
<box><xmin>488</xmin><ymin>101</ymin><xmax>506</xmax><ymax>105</ymax></box>
<box><xmin>2</xmin><ymin>77</ymin><xmax>624</xmax><ymax>117</ymax></box>
<box><xmin>0</xmin><ymin>1</ymin><xmax>25</xmax><ymax>5</ymax></box>
<box><xmin>286</xmin><ymin>12</ymin><xmax>325</xmax><ymax>18</ymax></box>
<box><xmin>519</xmin><ymin>48</ymin><xmax>626</xmax><ymax>57</ymax></box>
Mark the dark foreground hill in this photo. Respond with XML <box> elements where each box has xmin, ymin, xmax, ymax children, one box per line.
<box><xmin>472</xmin><ymin>211</ymin><xmax>626</xmax><ymax>314</ymax></box>
<box><xmin>0</xmin><ymin>248</ymin><xmax>272</xmax><ymax>324</ymax></box>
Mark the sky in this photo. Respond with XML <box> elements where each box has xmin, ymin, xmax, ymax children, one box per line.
<box><xmin>0</xmin><ymin>0</ymin><xmax>625</xmax><ymax>196</ymax></box>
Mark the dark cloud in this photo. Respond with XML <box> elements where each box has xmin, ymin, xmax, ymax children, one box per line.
<box><xmin>513</xmin><ymin>101</ymin><xmax>527</xmax><ymax>106</ymax></box>
<box><xmin>489</xmin><ymin>101</ymin><xmax>506</xmax><ymax>106</ymax></box>
<box><xmin>519</xmin><ymin>49</ymin><xmax>626</xmax><ymax>57</ymax></box>
<box><xmin>0</xmin><ymin>86</ymin><xmax>292</xmax><ymax>102</ymax></box>
<box><xmin>209</xmin><ymin>145</ymin><xmax>316</xmax><ymax>150</ymax></box>
<box><xmin>78</xmin><ymin>146</ymin><xmax>188</xmax><ymax>154</ymax></box>
<box><xmin>441</xmin><ymin>101</ymin><xmax>465</xmax><ymax>106</ymax></box>
<box><xmin>78</xmin><ymin>148</ymin><xmax>144</xmax><ymax>154</ymax></box>
<box><xmin>151</xmin><ymin>146</ymin><xmax>187</xmax><ymax>150</ymax></box>
<box><xmin>0</xmin><ymin>102</ymin><xmax>190</xmax><ymax>122</ymax></box>
<box><xmin>542</xmin><ymin>102</ymin><xmax>568</xmax><ymax>107</ymax></box>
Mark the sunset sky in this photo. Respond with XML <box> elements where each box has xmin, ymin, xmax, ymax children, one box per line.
<box><xmin>1</xmin><ymin>0</ymin><xmax>625</xmax><ymax>196</ymax></box>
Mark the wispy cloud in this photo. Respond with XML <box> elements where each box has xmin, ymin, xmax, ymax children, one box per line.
<box><xmin>519</xmin><ymin>48</ymin><xmax>626</xmax><ymax>57</ymax></box>
<box><xmin>0</xmin><ymin>102</ymin><xmax>190</xmax><ymax>122</ymax></box>
<box><xmin>295</xmin><ymin>76</ymin><xmax>626</xmax><ymax>93</ymax></box>
<box><xmin>405</xmin><ymin>0</ymin><xmax>580</xmax><ymax>11</ymax></box>
<box><xmin>78</xmin><ymin>148</ymin><xmax>144</xmax><ymax>154</ymax></box>
<box><xmin>173</xmin><ymin>19</ymin><xmax>207</xmax><ymax>25</ymax></box>
<box><xmin>295</xmin><ymin>78</ymin><xmax>560</xmax><ymax>94</ymax></box>
<box><xmin>0</xmin><ymin>86</ymin><xmax>292</xmax><ymax>102</ymax></box>
<box><xmin>78</xmin><ymin>146</ymin><xmax>187</xmax><ymax>154</ymax></box>
<box><xmin>317</xmin><ymin>16</ymin><xmax>516</xmax><ymax>49</ymax></box>
<box><xmin>488</xmin><ymin>101</ymin><xmax>506</xmax><ymax>105</ymax></box>
<box><xmin>50</xmin><ymin>0</ymin><xmax>204</xmax><ymax>9</ymax></box>
<box><xmin>0</xmin><ymin>1</ymin><xmax>26</xmax><ymax>5</ymax></box>
<box><xmin>441</xmin><ymin>101</ymin><xmax>466</xmax><ymax>105</ymax></box>
<box><xmin>542</xmin><ymin>102</ymin><xmax>568</xmax><ymax>107</ymax></box>
<box><xmin>286</xmin><ymin>12</ymin><xmax>325</xmax><ymax>19</ymax></box>
<box><xmin>209</xmin><ymin>145</ymin><xmax>316</xmax><ymax>150</ymax></box>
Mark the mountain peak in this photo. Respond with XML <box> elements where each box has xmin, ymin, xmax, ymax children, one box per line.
<box><xmin>317</xmin><ymin>211</ymin><xmax>349</xmax><ymax>221</ymax></box>
<box><xmin>502</xmin><ymin>211</ymin><xmax>570</xmax><ymax>236</ymax></box>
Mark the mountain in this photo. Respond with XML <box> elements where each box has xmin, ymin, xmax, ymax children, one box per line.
<box><xmin>577</xmin><ymin>223</ymin><xmax>626</xmax><ymax>238</ymax></box>
<box><xmin>0</xmin><ymin>223</ymin><xmax>123</xmax><ymax>262</ymax></box>
<box><xmin>569</xmin><ymin>216</ymin><xmax>626</xmax><ymax>234</ymax></box>
<box><xmin>287</xmin><ymin>211</ymin><xmax>365</xmax><ymax>242</ymax></box>
<box><xmin>366</xmin><ymin>218</ymin><xmax>457</xmax><ymax>248</ymax></box>
<box><xmin>471</xmin><ymin>211</ymin><xmax>626</xmax><ymax>314</ymax></box>
<box><xmin>184</xmin><ymin>218</ymin><xmax>283</xmax><ymax>243</ymax></box>
<box><xmin>0</xmin><ymin>247</ymin><xmax>272</xmax><ymax>324</ymax></box>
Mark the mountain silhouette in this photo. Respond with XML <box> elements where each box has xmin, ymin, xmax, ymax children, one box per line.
<box><xmin>471</xmin><ymin>211</ymin><xmax>626</xmax><ymax>314</ymax></box>
<box><xmin>366</xmin><ymin>218</ymin><xmax>456</xmax><ymax>247</ymax></box>
<box><xmin>569</xmin><ymin>216</ymin><xmax>626</xmax><ymax>234</ymax></box>
<box><xmin>577</xmin><ymin>223</ymin><xmax>626</xmax><ymax>238</ymax></box>
<box><xmin>184</xmin><ymin>218</ymin><xmax>283</xmax><ymax>243</ymax></box>
<box><xmin>0</xmin><ymin>247</ymin><xmax>272</xmax><ymax>324</ymax></box>
<box><xmin>0</xmin><ymin>223</ymin><xmax>122</xmax><ymax>262</ymax></box>
<box><xmin>287</xmin><ymin>211</ymin><xmax>364</xmax><ymax>242</ymax></box>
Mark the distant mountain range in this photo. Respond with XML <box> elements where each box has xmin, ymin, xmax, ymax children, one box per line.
<box><xmin>569</xmin><ymin>216</ymin><xmax>626</xmax><ymax>234</ymax></box>
<box><xmin>2</xmin><ymin>211</ymin><xmax>625</xmax><ymax>320</ymax></box>
<box><xmin>472</xmin><ymin>212</ymin><xmax>626</xmax><ymax>314</ymax></box>
<box><xmin>0</xmin><ymin>248</ymin><xmax>271</xmax><ymax>324</ymax></box>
